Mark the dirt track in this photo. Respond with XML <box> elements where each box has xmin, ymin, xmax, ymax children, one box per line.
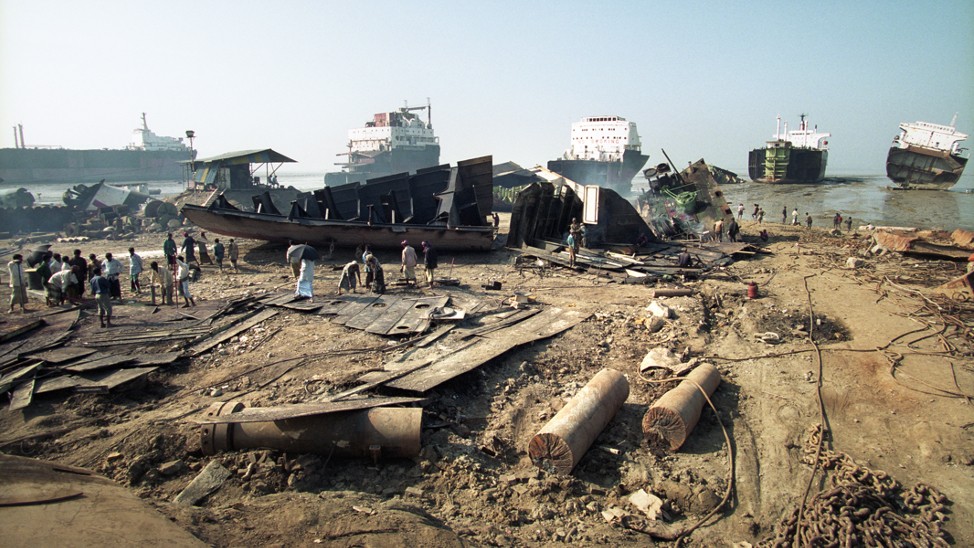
<box><xmin>1</xmin><ymin>216</ymin><xmax>972</xmax><ymax>546</ymax></box>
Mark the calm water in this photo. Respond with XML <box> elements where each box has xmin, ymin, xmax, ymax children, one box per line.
<box><xmin>12</xmin><ymin>170</ymin><xmax>974</xmax><ymax>230</ymax></box>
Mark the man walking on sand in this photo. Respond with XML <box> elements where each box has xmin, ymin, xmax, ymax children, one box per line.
<box><xmin>213</xmin><ymin>239</ymin><xmax>225</xmax><ymax>271</ymax></box>
<box><xmin>737</xmin><ymin>203</ymin><xmax>745</xmax><ymax>220</ymax></box>
<box><xmin>792</xmin><ymin>208</ymin><xmax>800</xmax><ymax>226</ymax></box>
<box><xmin>806</xmin><ymin>213</ymin><xmax>813</xmax><ymax>228</ymax></box>
<box><xmin>149</xmin><ymin>261</ymin><xmax>174</xmax><ymax>306</ymax></box>
<box><xmin>176</xmin><ymin>256</ymin><xmax>196</xmax><ymax>308</ymax></box>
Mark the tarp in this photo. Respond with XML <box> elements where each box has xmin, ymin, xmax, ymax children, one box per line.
<box><xmin>189</xmin><ymin>149</ymin><xmax>297</xmax><ymax>165</ymax></box>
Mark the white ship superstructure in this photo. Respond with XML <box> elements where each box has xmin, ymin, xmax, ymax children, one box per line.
<box><xmin>562</xmin><ymin>116</ymin><xmax>642</xmax><ymax>161</ymax></box>
<box><xmin>891</xmin><ymin>120</ymin><xmax>967</xmax><ymax>154</ymax></box>
<box><xmin>346</xmin><ymin>105</ymin><xmax>438</xmax><ymax>155</ymax></box>
<box><xmin>127</xmin><ymin>113</ymin><xmax>189</xmax><ymax>152</ymax></box>
<box><xmin>776</xmin><ymin>114</ymin><xmax>830</xmax><ymax>150</ymax></box>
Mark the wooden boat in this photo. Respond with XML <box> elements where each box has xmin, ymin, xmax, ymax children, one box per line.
<box><xmin>181</xmin><ymin>155</ymin><xmax>495</xmax><ymax>252</ymax></box>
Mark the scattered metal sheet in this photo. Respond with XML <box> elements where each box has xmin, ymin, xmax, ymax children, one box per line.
<box><xmin>0</xmin><ymin>361</ymin><xmax>41</xmax><ymax>393</ymax></box>
<box><xmin>0</xmin><ymin>320</ymin><xmax>46</xmax><ymax>344</ymax></box>
<box><xmin>315</xmin><ymin>298</ymin><xmax>358</xmax><ymax>316</ymax></box>
<box><xmin>189</xmin><ymin>309</ymin><xmax>279</xmax><ymax>356</ymax></box>
<box><xmin>82</xmin><ymin>366</ymin><xmax>159</xmax><ymax>391</ymax></box>
<box><xmin>62</xmin><ymin>353</ymin><xmax>136</xmax><ymax>373</ymax></box>
<box><xmin>33</xmin><ymin>374</ymin><xmax>105</xmax><ymax>395</ymax></box>
<box><xmin>197</xmin><ymin>396</ymin><xmax>424</xmax><ymax>424</ymax></box>
<box><xmin>330</xmin><ymin>295</ymin><xmax>382</xmax><ymax>325</ymax></box>
<box><xmin>173</xmin><ymin>460</ymin><xmax>231</xmax><ymax>506</ymax></box>
<box><xmin>344</xmin><ymin>295</ymin><xmax>396</xmax><ymax>331</ymax></box>
<box><xmin>9</xmin><ymin>378</ymin><xmax>35</xmax><ymax>411</ymax></box>
<box><xmin>368</xmin><ymin>296</ymin><xmax>449</xmax><ymax>336</ymax></box>
<box><xmin>29</xmin><ymin>347</ymin><xmax>97</xmax><ymax>364</ymax></box>
<box><xmin>385</xmin><ymin>307</ymin><xmax>591</xmax><ymax>393</ymax></box>
<box><xmin>133</xmin><ymin>351</ymin><xmax>184</xmax><ymax>366</ymax></box>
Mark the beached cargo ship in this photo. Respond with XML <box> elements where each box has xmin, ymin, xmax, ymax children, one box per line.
<box><xmin>886</xmin><ymin>118</ymin><xmax>968</xmax><ymax>190</ymax></box>
<box><xmin>546</xmin><ymin>115</ymin><xmax>649</xmax><ymax>196</ymax></box>
<box><xmin>0</xmin><ymin>114</ymin><xmax>195</xmax><ymax>185</ymax></box>
<box><xmin>324</xmin><ymin>101</ymin><xmax>441</xmax><ymax>186</ymax></box>
<box><xmin>748</xmin><ymin>115</ymin><xmax>830</xmax><ymax>183</ymax></box>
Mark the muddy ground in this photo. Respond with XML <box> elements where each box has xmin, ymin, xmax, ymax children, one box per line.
<box><xmin>1</xmin><ymin>216</ymin><xmax>972</xmax><ymax>546</ymax></box>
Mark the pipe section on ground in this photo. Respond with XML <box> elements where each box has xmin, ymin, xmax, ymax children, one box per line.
<box><xmin>200</xmin><ymin>401</ymin><xmax>421</xmax><ymax>460</ymax></box>
<box><xmin>528</xmin><ymin>368</ymin><xmax>629</xmax><ymax>474</ymax></box>
<box><xmin>641</xmin><ymin>363</ymin><xmax>721</xmax><ymax>451</ymax></box>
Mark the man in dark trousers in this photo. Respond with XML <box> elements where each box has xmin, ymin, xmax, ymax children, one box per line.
<box><xmin>421</xmin><ymin>241</ymin><xmax>438</xmax><ymax>289</ymax></box>
<box><xmin>90</xmin><ymin>267</ymin><xmax>112</xmax><ymax>327</ymax></box>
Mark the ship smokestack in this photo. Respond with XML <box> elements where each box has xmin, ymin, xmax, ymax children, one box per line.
<box><xmin>775</xmin><ymin>115</ymin><xmax>781</xmax><ymax>140</ymax></box>
<box><xmin>17</xmin><ymin>124</ymin><xmax>25</xmax><ymax>149</ymax></box>
<box><xmin>12</xmin><ymin>126</ymin><xmax>18</xmax><ymax>148</ymax></box>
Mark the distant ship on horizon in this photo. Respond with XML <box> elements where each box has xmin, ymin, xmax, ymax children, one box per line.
<box><xmin>546</xmin><ymin>115</ymin><xmax>649</xmax><ymax>195</ymax></box>
<box><xmin>748</xmin><ymin>114</ymin><xmax>830</xmax><ymax>184</ymax></box>
<box><xmin>0</xmin><ymin>113</ymin><xmax>195</xmax><ymax>185</ymax></box>
<box><xmin>323</xmin><ymin>101</ymin><xmax>441</xmax><ymax>186</ymax></box>
<box><xmin>885</xmin><ymin>117</ymin><xmax>968</xmax><ymax>190</ymax></box>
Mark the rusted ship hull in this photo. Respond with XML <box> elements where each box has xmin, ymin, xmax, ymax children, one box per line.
<box><xmin>181</xmin><ymin>205</ymin><xmax>494</xmax><ymax>251</ymax></box>
<box><xmin>182</xmin><ymin>155</ymin><xmax>495</xmax><ymax>252</ymax></box>
<box><xmin>886</xmin><ymin>145</ymin><xmax>967</xmax><ymax>190</ymax></box>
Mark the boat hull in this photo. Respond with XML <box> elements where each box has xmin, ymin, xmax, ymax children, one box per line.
<box><xmin>885</xmin><ymin>145</ymin><xmax>967</xmax><ymax>190</ymax></box>
<box><xmin>0</xmin><ymin>148</ymin><xmax>193</xmax><ymax>185</ymax></box>
<box><xmin>181</xmin><ymin>204</ymin><xmax>494</xmax><ymax>252</ymax></box>
<box><xmin>546</xmin><ymin>149</ymin><xmax>649</xmax><ymax>195</ymax></box>
<box><xmin>748</xmin><ymin>147</ymin><xmax>827</xmax><ymax>183</ymax></box>
<box><xmin>325</xmin><ymin>146</ymin><xmax>442</xmax><ymax>185</ymax></box>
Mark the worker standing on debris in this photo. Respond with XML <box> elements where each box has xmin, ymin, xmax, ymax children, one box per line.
<box><xmin>758</xmin><ymin>208</ymin><xmax>765</xmax><ymax>224</ymax></box>
<box><xmin>181</xmin><ymin>232</ymin><xmax>199</xmax><ymax>268</ymax></box>
<box><xmin>176</xmin><ymin>256</ymin><xmax>196</xmax><ymax>308</ymax></box>
<box><xmin>833</xmin><ymin>212</ymin><xmax>842</xmax><ymax>230</ymax></box>
<box><xmin>421</xmin><ymin>241</ymin><xmax>437</xmax><ymax>289</ymax></box>
<box><xmin>163</xmin><ymin>233</ymin><xmax>177</xmax><ymax>268</ymax></box>
<box><xmin>149</xmin><ymin>261</ymin><xmax>174</xmax><ymax>306</ymax></box>
<box><xmin>102</xmin><ymin>253</ymin><xmax>123</xmax><ymax>301</ymax></box>
<box><xmin>213</xmin><ymin>239</ymin><xmax>225</xmax><ymax>271</ymax></box>
<box><xmin>197</xmin><ymin>231</ymin><xmax>213</xmax><ymax>265</ymax></box>
<box><xmin>792</xmin><ymin>208</ymin><xmax>800</xmax><ymax>226</ymax></box>
<box><xmin>805</xmin><ymin>213</ymin><xmax>813</xmax><ymax>228</ymax></box>
<box><xmin>48</xmin><ymin>266</ymin><xmax>80</xmax><ymax>306</ymax></box>
<box><xmin>782</xmin><ymin>206</ymin><xmax>787</xmax><ymax>224</ymax></box>
<box><xmin>227</xmin><ymin>239</ymin><xmax>239</xmax><ymax>271</ymax></box>
<box><xmin>713</xmin><ymin>218</ymin><xmax>724</xmax><ymax>242</ymax></box>
<box><xmin>365</xmin><ymin>252</ymin><xmax>385</xmax><ymax>294</ymax></box>
<box><xmin>90</xmin><ymin>267</ymin><xmax>112</xmax><ymax>327</ymax></box>
<box><xmin>362</xmin><ymin>245</ymin><xmax>374</xmax><ymax>291</ymax></box>
<box><xmin>845</xmin><ymin>217</ymin><xmax>853</xmax><ymax>232</ymax></box>
<box><xmin>401</xmin><ymin>240</ymin><xmax>418</xmax><ymax>286</ymax></box>
<box><xmin>727</xmin><ymin>217</ymin><xmax>740</xmax><ymax>242</ymax></box>
<box><xmin>87</xmin><ymin>254</ymin><xmax>99</xmax><ymax>282</ymax></box>
<box><xmin>738</xmin><ymin>203</ymin><xmax>745</xmax><ymax>219</ymax></box>
<box><xmin>128</xmin><ymin>247</ymin><xmax>143</xmax><ymax>295</ymax></box>
<box><xmin>7</xmin><ymin>254</ymin><xmax>28</xmax><ymax>314</ymax></box>
<box><xmin>286</xmin><ymin>240</ymin><xmax>303</xmax><ymax>279</ymax></box>
<box><xmin>566</xmin><ymin>232</ymin><xmax>577</xmax><ymax>268</ymax></box>
<box><xmin>338</xmin><ymin>259</ymin><xmax>361</xmax><ymax>295</ymax></box>
<box><xmin>68</xmin><ymin>250</ymin><xmax>88</xmax><ymax>297</ymax></box>
<box><xmin>293</xmin><ymin>245</ymin><xmax>318</xmax><ymax>300</ymax></box>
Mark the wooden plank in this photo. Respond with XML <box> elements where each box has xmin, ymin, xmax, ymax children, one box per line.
<box><xmin>198</xmin><ymin>396</ymin><xmax>424</xmax><ymax>424</ymax></box>
<box><xmin>386</xmin><ymin>307</ymin><xmax>591</xmax><ymax>393</ymax></box>
<box><xmin>30</xmin><ymin>347</ymin><xmax>97</xmax><ymax>364</ymax></box>
<box><xmin>188</xmin><ymin>309</ymin><xmax>279</xmax><ymax>356</ymax></box>
<box><xmin>380</xmin><ymin>296</ymin><xmax>450</xmax><ymax>336</ymax></box>
<box><xmin>9</xmin><ymin>378</ymin><xmax>35</xmax><ymax>411</ymax></box>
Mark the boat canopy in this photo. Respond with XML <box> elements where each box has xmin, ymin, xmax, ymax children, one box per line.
<box><xmin>187</xmin><ymin>149</ymin><xmax>297</xmax><ymax>191</ymax></box>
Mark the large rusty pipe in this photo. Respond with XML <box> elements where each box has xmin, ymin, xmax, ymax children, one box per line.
<box><xmin>641</xmin><ymin>363</ymin><xmax>721</xmax><ymax>451</ymax></box>
<box><xmin>528</xmin><ymin>368</ymin><xmax>629</xmax><ymax>474</ymax></box>
<box><xmin>200</xmin><ymin>401</ymin><xmax>421</xmax><ymax>460</ymax></box>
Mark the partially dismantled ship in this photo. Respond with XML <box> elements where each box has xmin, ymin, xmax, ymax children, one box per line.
<box><xmin>183</xmin><ymin>156</ymin><xmax>494</xmax><ymax>252</ymax></box>
<box><xmin>886</xmin><ymin>117</ymin><xmax>968</xmax><ymax>190</ymax></box>
<box><xmin>324</xmin><ymin>101</ymin><xmax>441</xmax><ymax>186</ymax></box>
<box><xmin>0</xmin><ymin>113</ymin><xmax>195</xmax><ymax>185</ymax></box>
<box><xmin>546</xmin><ymin>115</ymin><xmax>649</xmax><ymax>196</ymax></box>
<box><xmin>748</xmin><ymin>114</ymin><xmax>830</xmax><ymax>183</ymax></box>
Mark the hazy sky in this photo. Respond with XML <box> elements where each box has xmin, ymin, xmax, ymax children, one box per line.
<box><xmin>1</xmin><ymin>0</ymin><xmax>971</xmax><ymax>175</ymax></box>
